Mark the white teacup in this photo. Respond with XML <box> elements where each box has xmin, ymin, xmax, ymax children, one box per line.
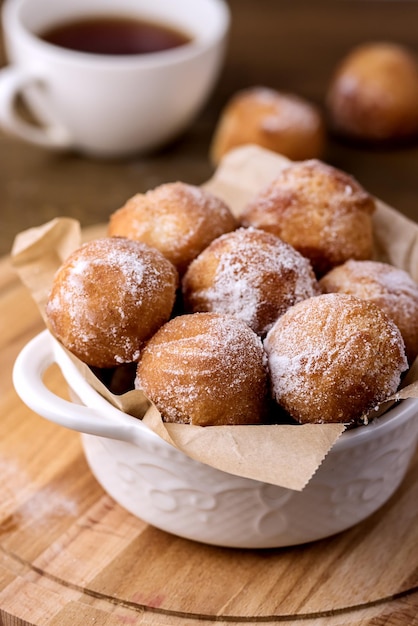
<box><xmin>0</xmin><ymin>0</ymin><xmax>230</xmax><ymax>157</ymax></box>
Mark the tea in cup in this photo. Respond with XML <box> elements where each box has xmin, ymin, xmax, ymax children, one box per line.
<box><xmin>0</xmin><ymin>0</ymin><xmax>230</xmax><ymax>157</ymax></box>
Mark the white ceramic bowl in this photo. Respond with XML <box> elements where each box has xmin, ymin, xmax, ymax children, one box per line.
<box><xmin>13</xmin><ymin>330</ymin><xmax>418</xmax><ymax>548</ymax></box>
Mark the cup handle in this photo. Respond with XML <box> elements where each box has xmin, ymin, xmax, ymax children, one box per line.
<box><xmin>0</xmin><ymin>66</ymin><xmax>73</xmax><ymax>149</ymax></box>
<box><xmin>13</xmin><ymin>330</ymin><xmax>140</xmax><ymax>442</ymax></box>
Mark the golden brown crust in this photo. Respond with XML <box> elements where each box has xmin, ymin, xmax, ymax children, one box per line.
<box><xmin>326</xmin><ymin>42</ymin><xmax>418</xmax><ymax>142</ymax></box>
<box><xmin>210</xmin><ymin>87</ymin><xmax>325</xmax><ymax>165</ymax></box>
<box><xmin>136</xmin><ymin>312</ymin><xmax>269</xmax><ymax>426</ymax></box>
<box><xmin>108</xmin><ymin>182</ymin><xmax>237</xmax><ymax>275</ymax></box>
<box><xmin>320</xmin><ymin>259</ymin><xmax>418</xmax><ymax>364</ymax></box>
<box><xmin>182</xmin><ymin>227</ymin><xmax>320</xmax><ymax>336</ymax></box>
<box><xmin>45</xmin><ymin>237</ymin><xmax>178</xmax><ymax>368</ymax></box>
<box><xmin>240</xmin><ymin>159</ymin><xmax>375</xmax><ymax>276</ymax></box>
<box><xmin>264</xmin><ymin>293</ymin><xmax>407</xmax><ymax>424</ymax></box>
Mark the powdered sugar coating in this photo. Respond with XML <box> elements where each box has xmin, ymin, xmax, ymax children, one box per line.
<box><xmin>182</xmin><ymin>228</ymin><xmax>320</xmax><ymax>336</ymax></box>
<box><xmin>210</xmin><ymin>87</ymin><xmax>325</xmax><ymax>164</ymax></box>
<box><xmin>136</xmin><ymin>312</ymin><xmax>269</xmax><ymax>426</ymax></box>
<box><xmin>45</xmin><ymin>237</ymin><xmax>178</xmax><ymax>368</ymax></box>
<box><xmin>320</xmin><ymin>259</ymin><xmax>418</xmax><ymax>363</ymax></box>
<box><xmin>326</xmin><ymin>42</ymin><xmax>418</xmax><ymax>142</ymax></box>
<box><xmin>253</xmin><ymin>87</ymin><xmax>323</xmax><ymax>133</ymax></box>
<box><xmin>264</xmin><ymin>293</ymin><xmax>408</xmax><ymax>424</ymax></box>
<box><xmin>241</xmin><ymin>159</ymin><xmax>376</xmax><ymax>276</ymax></box>
<box><xmin>108</xmin><ymin>182</ymin><xmax>237</xmax><ymax>275</ymax></box>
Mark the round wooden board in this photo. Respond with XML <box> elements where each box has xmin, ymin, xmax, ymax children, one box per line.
<box><xmin>1</xmin><ymin>235</ymin><xmax>417</xmax><ymax>626</ymax></box>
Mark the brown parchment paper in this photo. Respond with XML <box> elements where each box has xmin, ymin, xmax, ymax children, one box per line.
<box><xmin>11</xmin><ymin>145</ymin><xmax>418</xmax><ymax>490</ymax></box>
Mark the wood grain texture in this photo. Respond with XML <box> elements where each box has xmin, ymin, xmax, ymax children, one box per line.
<box><xmin>0</xmin><ymin>252</ymin><xmax>417</xmax><ymax>625</ymax></box>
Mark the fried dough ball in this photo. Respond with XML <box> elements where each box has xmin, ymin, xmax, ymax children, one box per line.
<box><xmin>182</xmin><ymin>228</ymin><xmax>320</xmax><ymax>336</ymax></box>
<box><xmin>108</xmin><ymin>182</ymin><xmax>237</xmax><ymax>275</ymax></box>
<box><xmin>210</xmin><ymin>87</ymin><xmax>325</xmax><ymax>165</ymax></box>
<box><xmin>264</xmin><ymin>293</ymin><xmax>407</xmax><ymax>424</ymax></box>
<box><xmin>240</xmin><ymin>159</ymin><xmax>375</xmax><ymax>276</ymax></box>
<box><xmin>320</xmin><ymin>259</ymin><xmax>418</xmax><ymax>364</ymax></box>
<box><xmin>45</xmin><ymin>237</ymin><xmax>178</xmax><ymax>368</ymax></box>
<box><xmin>136</xmin><ymin>312</ymin><xmax>269</xmax><ymax>426</ymax></box>
<box><xmin>326</xmin><ymin>42</ymin><xmax>418</xmax><ymax>143</ymax></box>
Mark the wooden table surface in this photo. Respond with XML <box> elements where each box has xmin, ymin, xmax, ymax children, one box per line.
<box><xmin>1</xmin><ymin>2</ymin><xmax>418</xmax><ymax>625</ymax></box>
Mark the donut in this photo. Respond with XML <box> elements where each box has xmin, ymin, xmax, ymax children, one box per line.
<box><xmin>320</xmin><ymin>259</ymin><xmax>418</xmax><ymax>364</ymax></box>
<box><xmin>210</xmin><ymin>87</ymin><xmax>325</xmax><ymax>165</ymax></box>
<box><xmin>182</xmin><ymin>227</ymin><xmax>320</xmax><ymax>336</ymax></box>
<box><xmin>108</xmin><ymin>182</ymin><xmax>237</xmax><ymax>275</ymax></box>
<box><xmin>45</xmin><ymin>237</ymin><xmax>178</xmax><ymax>368</ymax></box>
<box><xmin>240</xmin><ymin>159</ymin><xmax>375</xmax><ymax>276</ymax></box>
<box><xmin>326</xmin><ymin>42</ymin><xmax>418</xmax><ymax>143</ymax></box>
<box><xmin>264</xmin><ymin>293</ymin><xmax>407</xmax><ymax>424</ymax></box>
<box><xmin>136</xmin><ymin>312</ymin><xmax>269</xmax><ymax>426</ymax></box>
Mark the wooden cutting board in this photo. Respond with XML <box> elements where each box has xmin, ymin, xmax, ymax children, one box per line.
<box><xmin>1</xmin><ymin>238</ymin><xmax>417</xmax><ymax>626</ymax></box>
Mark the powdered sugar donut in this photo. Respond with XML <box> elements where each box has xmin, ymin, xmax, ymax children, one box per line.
<box><xmin>108</xmin><ymin>182</ymin><xmax>237</xmax><ymax>275</ymax></box>
<box><xmin>182</xmin><ymin>228</ymin><xmax>320</xmax><ymax>336</ymax></box>
<box><xmin>264</xmin><ymin>293</ymin><xmax>407</xmax><ymax>424</ymax></box>
<box><xmin>241</xmin><ymin>159</ymin><xmax>376</xmax><ymax>276</ymax></box>
<box><xmin>320</xmin><ymin>259</ymin><xmax>418</xmax><ymax>363</ymax></box>
<box><xmin>136</xmin><ymin>312</ymin><xmax>269</xmax><ymax>426</ymax></box>
<box><xmin>45</xmin><ymin>237</ymin><xmax>178</xmax><ymax>368</ymax></box>
<box><xmin>210</xmin><ymin>87</ymin><xmax>325</xmax><ymax>165</ymax></box>
<box><xmin>326</xmin><ymin>42</ymin><xmax>418</xmax><ymax>143</ymax></box>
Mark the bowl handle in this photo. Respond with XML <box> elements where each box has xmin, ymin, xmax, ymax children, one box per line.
<box><xmin>13</xmin><ymin>330</ymin><xmax>139</xmax><ymax>442</ymax></box>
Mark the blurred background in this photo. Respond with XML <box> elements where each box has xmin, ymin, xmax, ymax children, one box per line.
<box><xmin>1</xmin><ymin>0</ymin><xmax>418</xmax><ymax>256</ymax></box>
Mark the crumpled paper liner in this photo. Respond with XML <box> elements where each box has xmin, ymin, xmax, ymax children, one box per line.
<box><xmin>11</xmin><ymin>145</ymin><xmax>418</xmax><ymax>491</ymax></box>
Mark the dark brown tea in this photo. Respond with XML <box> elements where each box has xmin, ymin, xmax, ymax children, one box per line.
<box><xmin>40</xmin><ymin>16</ymin><xmax>192</xmax><ymax>56</ymax></box>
